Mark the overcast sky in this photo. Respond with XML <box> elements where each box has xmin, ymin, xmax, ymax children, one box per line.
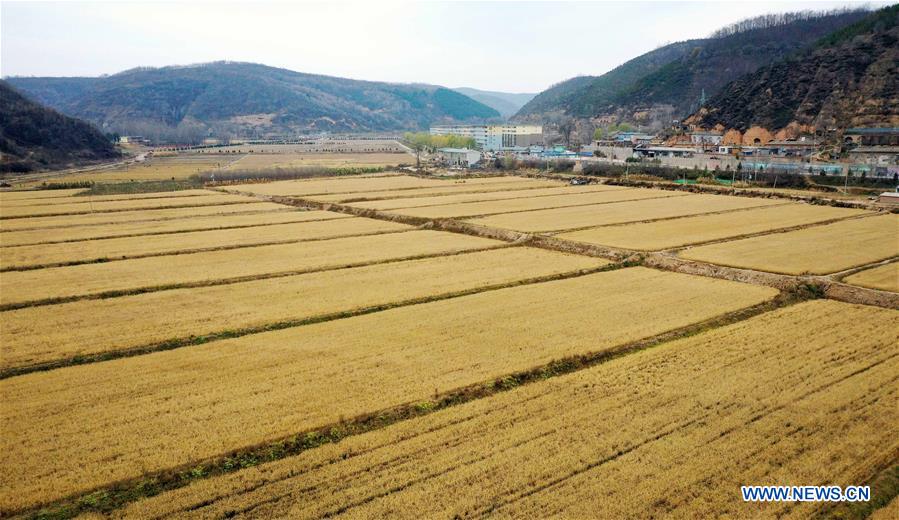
<box><xmin>0</xmin><ymin>0</ymin><xmax>887</xmax><ymax>92</ymax></box>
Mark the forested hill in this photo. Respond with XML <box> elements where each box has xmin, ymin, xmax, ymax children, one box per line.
<box><xmin>514</xmin><ymin>8</ymin><xmax>871</xmax><ymax>125</ymax></box>
<box><xmin>0</xmin><ymin>81</ymin><xmax>119</xmax><ymax>174</ymax></box>
<box><xmin>6</xmin><ymin>62</ymin><xmax>500</xmax><ymax>139</ymax></box>
<box><xmin>689</xmin><ymin>5</ymin><xmax>899</xmax><ymax>131</ymax></box>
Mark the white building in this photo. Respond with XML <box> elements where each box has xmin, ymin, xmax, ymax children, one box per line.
<box><xmin>438</xmin><ymin>148</ymin><xmax>482</xmax><ymax>167</ymax></box>
<box><xmin>430</xmin><ymin>125</ymin><xmax>543</xmax><ymax>151</ymax></box>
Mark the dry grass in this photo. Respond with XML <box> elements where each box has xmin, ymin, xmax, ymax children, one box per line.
<box><xmin>0</xmin><ymin>193</ymin><xmax>253</xmax><ymax>219</ymax></box>
<box><xmin>116</xmin><ymin>300</ymin><xmax>899</xmax><ymax>520</ymax></box>
<box><xmin>0</xmin><ymin>189</ymin><xmax>215</xmax><ymax>208</ymax></box>
<box><xmin>680</xmin><ymin>213</ymin><xmax>899</xmax><ymax>275</ymax></box>
<box><xmin>224</xmin><ymin>153</ymin><xmax>408</xmax><ymax>170</ymax></box>
<box><xmin>0</xmin><ymin>202</ymin><xmax>288</xmax><ymax>232</ymax></box>
<box><xmin>229</xmin><ymin>175</ymin><xmax>548</xmax><ymax>198</ymax></box>
<box><xmin>390</xmin><ymin>188</ymin><xmax>687</xmax><ymax>219</ymax></box>
<box><xmin>843</xmin><ymin>262</ymin><xmax>899</xmax><ymax>292</ymax></box>
<box><xmin>0</xmin><ymin>217</ymin><xmax>407</xmax><ymax>269</ymax></box>
<box><xmin>0</xmin><ymin>210</ymin><xmax>348</xmax><ymax>247</ymax></box>
<box><xmin>307</xmin><ymin>180</ymin><xmax>567</xmax><ymax>204</ymax></box>
<box><xmin>0</xmin><ymin>230</ymin><xmax>498</xmax><ymax>306</ymax></box>
<box><xmin>0</xmin><ymin>267</ymin><xmax>776</xmax><ymax>512</ymax></box>
<box><xmin>345</xmin><ymin>184</ymin><xmax>622</xmax><ymax>210</ymax></box>
<box><xmin>1</xmin><ymin>248</ymin><xmax>605</xmax><ymax>371</ymax></box>
<box><xmin>557</xmin><ymin>203</ymin><xmax>871</xmax><ymax>251</ymax></box>
<box><xmin>467</xmin><ymin>193</ymin><xmax>785</xmax><ymax>232</ymax></box>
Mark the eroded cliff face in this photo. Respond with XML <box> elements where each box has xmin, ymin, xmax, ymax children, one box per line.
<box><xmin>687</xmin><ymin>6</ymin><xmax>899</xmax><ymax>135</ymax></box>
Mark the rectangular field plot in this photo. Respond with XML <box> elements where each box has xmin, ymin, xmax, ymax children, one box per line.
<box><xmin>557</xmin><ymin>203</ymin><xmax>870</xmax><ymax>251</ymax></box>
<box><xmin>346</xmin><ymin>184</ymin><xmax>622</xmax><ymax>210</ymax></box>
<box><xmin>0</xmin><ymin>230</ymin><xmax>498</xmax><ymax>306</ymax></box>
<box><xmin>0</xmin><ymin>267</ymin><xmax>777</xmax><ymax>512</ymax></box>
<box><xmin>119</xmin><ymin>300</ymin><xmax>899</xmax><ymax>520</ymax></box>
<box><xmin>386</xmin><ymin>188</ymin><xmax>686</xmax><ymax>219</ymax></box>
<box><xmin>308</xmin><ymin>180</ymin><xmax>565</xmax><ymax>204</ymax></box>
<box><xmin>229</xmin><ymin>175</ymin><xmax>550</xmax><ymax>197</ymax></box>
<box><xmin>0</xmin><ymin>202</ymin><xmax>289</xmax><ymax>232</ymax></box>
<box><xmin>0</xmin><ymin>189</ymin><xmax>217</xmax><ymax>208</ymax></box>
<box><xmin>680</xmin><ymin>213</ymin><xmax>899</xmax><ymax>275</ymax></box>
<box><xmin>467</xmin><ymin>193</ymin><xmax>785</xmax><ymax>232</ymax></box>
<box><xmin>2</xmin><ymin>248</ymin><xmax>606</xmax><ymax>372</ymax></box>
<box><xmin>842</xmin><ymin>262</ymin><xmax>899</xmax><ymax>292</ymax></box>
<box><xmin>0</xmin><ymin>210</ymin><xmax>348</xmax><ymax>247</ymax></box>
<box><xmin>0</xmin><ymin>188</ymin><xmax>86</xmax><ymax>201</ymax></box>
<box><xmin>1</xmin><ymin>217</ymin><xmax>405</xmax><ymax>269</ymax></box>
<box><xmin>0</xmin><ymin>193</ymin><xmax>253</xmax><ymax>219</ymax></box>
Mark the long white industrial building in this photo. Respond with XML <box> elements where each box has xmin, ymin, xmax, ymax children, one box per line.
<box><xmin>429</xmin><ymin>124</ymin><xmax>543</xmax><ymax>151</ymax></box>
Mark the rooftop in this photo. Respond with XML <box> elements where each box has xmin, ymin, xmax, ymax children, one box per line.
<box><xmin>438</xmin><ymin>147</ymin><xmax>479</xmax><ymax>154</ymax></box>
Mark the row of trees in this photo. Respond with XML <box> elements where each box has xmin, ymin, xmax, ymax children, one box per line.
<box><xmin>710</xmin><ymin>7</ymin><xmax>864</xmax><ymax>38</ymax></box>
<box><xmin>403</xmin><ymin>132</ymin><xmax>477</xmax><ymax>151</ymax></box>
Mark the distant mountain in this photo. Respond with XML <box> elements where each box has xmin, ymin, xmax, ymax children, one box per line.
<box><xmin>690</xmin><ymin>5</ymin><xmax>899</xmax><ymax>132</ymax></box>
<box><xmin>452</xmin><ymin>87</ymin><xmax>536</xmax><ymax>118</ymax></box>
<box><xmin>0</xmin><ymin>80</ymin><xmax>119</xmax><ymax>173</ymax></box>
<box><xmin>515</xmin><ymin>8</ymin><xmax>871</xmax><ymax>127</ymax></box>
<box><xmin>6</xmin><ymin>62</ymin><xmax>501</xmax><ymax>139</ymax></box>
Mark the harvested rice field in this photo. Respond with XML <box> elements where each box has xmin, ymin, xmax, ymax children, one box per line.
<box><xmin>344</xmin><ymin>183</ymin><xmax>624</xmax><ymax>209</ymax></box>
<box><xmin>467</xmin><ymin>193</ymin><xmax>785</xmax><ymax>232</ymax></box>
<box><xmin>306</xmin><ymin>179</ymin><xmax>566</xmax><ymax>203</ymax></box>
<box><xmin>0</xmin><ymin>192</ymin><xmax>253</xmax><ymax>218</ymax></box>
<box><xmin>0</xmin><ymin>188</ymin><xmax>86</xmax><ymax>200</ymax></box>
<box><xmin>3</xmin><ymin>174</ymin><xmax>895</xmax><ymax>519</ymax></box>
<box><xmin>0</xmin><ymin>229</ymin><xmax>499</xmax><ymax>306</ymax></box>
<box><xmin>0</xmin><ymin>201</ymin><xmax>289</xmax><ymax>231</ymax></box>
<box><xmin>0</xmin><ymin>268</ymin><xmax>777</xmax><ymax>512</ymax></box>
<box><xmin>383</xmin><ymin>187</ymin><xmax>686</xmax><ymax>219</ymax></box>
<box><xmin>228</xmin><ymin>175</ymin><xmax>552</xmax><ymax>197</ymax></box>
<box><xmin>681</xmin><ymin>213</ymin><xmax>899</xmax><ymax>275</ymax></box>
<box><xmin>843</xmin><ymin>262</ymin><xmax>899</xmax><ymax>292</ymax></box>
<box><xmin>0</xmin><ymin>188</ymin><xmax>216</xmax><ymax>207</ymax></box>
<box><xmin>0</xmin><ymin>217</ymin><xmax>407</xmax><ymax>269</ymax></box>
<box><xmin>2</xmin><ymin>248</ymin><xmax>605</xmax><ymax>372</ymax></box>
<box><xmin>116</xmin><ymin>300</ymin><xmax>898</xmax><ymax>520</ymax></box>
<box><xmin>557</xmin><ymin>203</ymin><xmax>871</xmax><ymax>250</ymax></box>
<box><xmin>0</xmin><ymin>209</ymin><xmax>348</xmax><ymax>247</ymax></box>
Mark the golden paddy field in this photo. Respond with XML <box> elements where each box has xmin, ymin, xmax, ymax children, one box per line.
<box><xmin>1</xmin><ymin>173</ymin><xmax>896</xmax><ymax>518</ymax></box>
<box><xmin>115</xmin><ymin>300</ymin><xmax>898</xmax><ymax>520</ymax></box>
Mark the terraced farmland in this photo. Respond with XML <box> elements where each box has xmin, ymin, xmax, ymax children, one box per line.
<box><xmin>0</xmin><ymin>201</ymin><xmax>289</xmax><ymax>231</ymax></box>
<box><xmin>843</xmin><ymin>262</ymin><xmax>899</xmax><ymax>292</ymax></box>
<box><xmin>680</xmin><ymin>213</ymin><xmax>899</xmax><ymax>275</ymax></box>
<box><xmin>0</xmin><ymin>192</ymin><xmax>253</xmax><ymax>218</ymax></box>
<box><xmin>557</xmin><ymin>203</ymin><xmax>870</xmax><ymax>250</ymax></box>
<box><xmin>306</xmin><ymin>179</ymin><xmax>568</xmax><ymax>203</ymax></box>
<box><xmin>383</xmin><ymin>187</ymin><xmax>686</xmax><ymax>219</ymax></box>
<box><xmin>116</xmin><ymin>300</ymin><xmax>899</xmax><ymax>520</ymax></box>
<box><xmin>466</xmin><ymin>193</ymin><xmax>785</xmax><ymax>232</ymax></box>
<box><xmin>345</xmin><ymin>183</ymin><xmax>625</xmax><ymax>210</ymax></box>
<box><xmin>227</xmin><ymin>175</ymin><xmax>551</xmax><ymax>197</ymax></box>
<box><xmin>2</xmin><ymin>174</ymin><xmax>896</xmax><ymax>519</ymax></box>
<box><xmin>2</xmin><ymin>247</ymin><xmax>605</xmax><ymax>372</ymax></box>
<box><xmin>1</xmin><ymin>217</ymin><xmax>408</xmax><ymax>269</ymax></box>
<box><xmin>0</xmin><ymin>229</ymin><xmax>504</xmax><ymax>307</ymax></box>
<box><xmin>0</xmin><ymin>209</ymin><xmax>348</xmax><ymax>247</ymax></box>
<box><xmin>0</xmin><ymin>188</ymin><xmax>216</xmax><ymax>207</ymax></box>
<box><xmin>0</xmin><ymin>268</ymin><xmax>776</xmax><ymax>512</ymax></box>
